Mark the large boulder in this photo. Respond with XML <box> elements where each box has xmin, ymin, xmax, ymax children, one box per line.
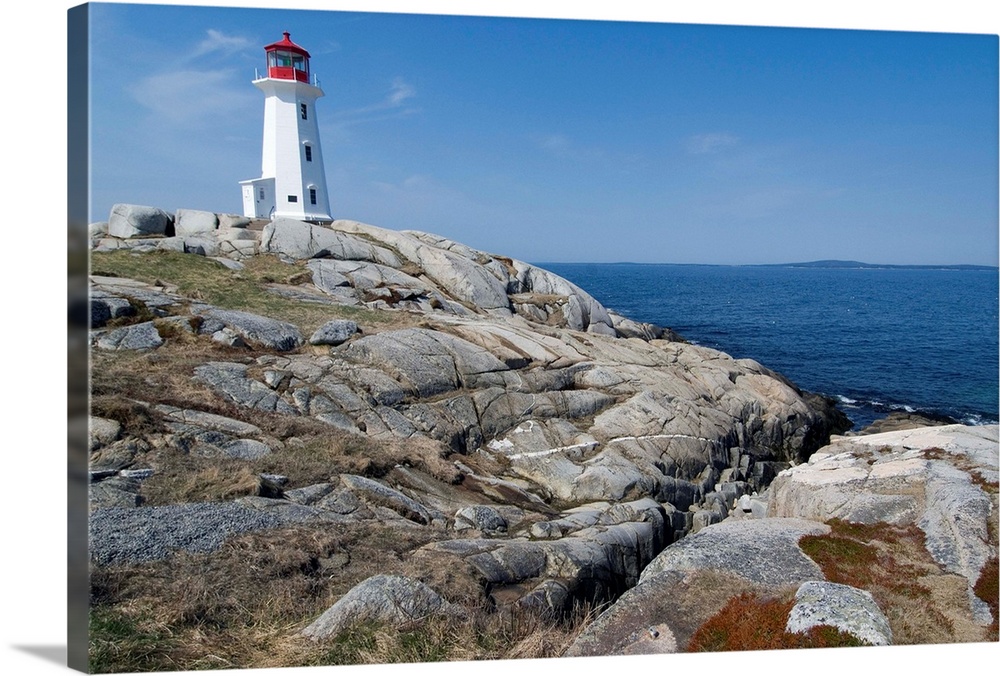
<box><xmin>107</xmin><ymin>203</ymin><xmax>173</xmax><ymax>238</ymax></box>
<box><xmin>261</xmin><ymin>218</ymin><xmax>400</xmax><ymax>266</ymax></box>
<box><xmin>343</xmin><ymin>328</ymin><xmax>511</xmax><ymax>398</ymax></box>
<box><xmin>174</xmin><ymin>209</ymin><xmax>219</xmax><ymax>236</ymax></box>
<box><xmin>785</xmin><ymin>581</ymin><xmax>893</xmax><ymax>646</ymax></box>
<box><xmin>308</xmin><ymin>319</ymin><xmax>359</xmax><ymax>346</ymax></box>
<box><xmin>302</xmin><ymin>575</ymin><xmax>454</xmax><ymax>640</ymax></box>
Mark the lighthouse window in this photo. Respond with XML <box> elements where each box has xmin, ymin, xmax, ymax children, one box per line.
<box><xmin>300</xmin><ymin>103</ymin><xmax>308</xmax><ymax>120</ymax></box>
<box><xmin>269</xmin><ymin>51</ymin><xmax>293</xmax><ymax>68</ymax></box>
<box><xmin>304</xmin><ymin>145</ymin><xmax>312</xmax><ymax>162</ymax></box>
<box><xmin>288</xmin><ymin>195</ymin><xmax>298</xmax><ymax>203</ymax></box>
<box><xmin>310</xmin><ymin>188</ymin><xmax>317</xmax><ymax>205</ymax></box>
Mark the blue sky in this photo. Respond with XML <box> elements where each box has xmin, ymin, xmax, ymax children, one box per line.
<box><xmin>83</xmin><ymin>1</ymin><xmax>998</xmax><ymax>265</ymax></box>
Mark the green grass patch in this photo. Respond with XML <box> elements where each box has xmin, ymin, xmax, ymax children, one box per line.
<box><xmin>89</xmin><ymin>607</ymin><xmax>177</xmax><ymax>674</ymax></box>
<box><xmin>91</xmin><ymin>250</ymin><xmax>405</xmax><ymax>334</ymax></box>
<box><xmin>798</xmin><ymin>532</ymin><xmax>880</xmax><ymax>587</ymax></box>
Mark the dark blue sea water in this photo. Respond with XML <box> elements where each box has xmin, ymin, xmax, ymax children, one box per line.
<box><xmin>539</xmin><ymin>263</ymin><xmax>999</xmax><ymax>431</ymax></box>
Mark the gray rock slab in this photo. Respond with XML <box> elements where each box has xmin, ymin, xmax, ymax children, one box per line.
<box><xmin>786</xmin><ymin>581</ymin><xmax>893</xmax><ymax>646</ymax></box>
<box><xmin>89</xmin><ymin>416</ymin><xmax>121</xmax><ymax>450</ymax></box>
<box><xmin>89</xmin><ymin>221</ymin><xmax>109</xmax><ymax>238</ymax></box>
<box><xmin>153</xmin><ymin>404</ymin><xmax>263</xmax><ymax>436</ymax></box>
<box><xmin>182</xmin><ymin>236</ymin><xmax>221</xmax><ymax>257</ymax></box>
<box><xmin>211</xmin><ymin>327</ymin><xmax>247</xmax><ymax>347</ymax></box>
<box><xmin>95</xmin><ymin>321</ymin><xmax>163</xmax><ymax>351</ymax></box>
<box><xmin>769</xmin><ymin>424</ymin><xmax>998</xmax><ymax>624</ymax></box>
<box><xmin>90</xmin><ymin>277</ymin><xmax>183</xmax><ymax>315</ymax></box>
<box><xmin>218</xmin><ymin>214</ymin><xmax>252</xmax><ymax>229</ymax></box>
<box><xmin>192</xmin><ymin>362</ymin><xmax>298</xmax><ymax>414</ymax></box>
<box><xmin>454</xmin><ymin>505</ymin><xmax>508</xmax><ymax>535</ymax></box>
<box><xmin>302</xmin><ymin>575</ymin><xmax>451</xmax><ymax>640</ymax></box>
<box><xmin>221</xmin><ymin>439</ymin><xmax>273</xmax><ymax>460</ymax></box>
<box><xmin>344</xmin><ymin>328</ymin><xmax>509</xmax><ymax>398</ymax></box>
<box><xmin>194</xmin><ymin>307</ymin><xmax>304</xmax><ymax>351</ymax></box>
<box><xmin>639</xmin><ymin>517</ymin><xmax>830</xmax><ymax>586</ymax></box>
<box><xmin>309</xmin><ymin>319</ymin><xmax>358</xmax><ymax>346</ymax></box>
<box><xmin>284</xmin><ymin>483</ymin><xmax>337</xmax><ymax>506</ymax></box>
<box><xmin>90</xmin><ymin>477</ymin><xmax>144</xmax><ymax>510</ymax></box>
<box><xmin>308</xmin><ymin>259</ymin><xmax>427</xmax><ymax>296</ymax></box>
<box><xmin>565</xmin><ymin>568</ymin><xmax>764</xmax><ymax>656</ymax></box>
<box><xmin>341</xmin><ymin>474</ymin><xmax>432</xmax><ymax>525</ymax></box>
<box><xmin>90</xmin><ymin>293</ymin><xmax>135</xmax><ymax>328</ymax></box>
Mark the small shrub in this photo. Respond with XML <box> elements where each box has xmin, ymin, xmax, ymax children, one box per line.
<box><xmin>797</xmin><ymin>519</ymin><xmax>991</xmax><ymax>645</ymax></box>
<box><xmin>921</xmin><ymin>447</ymin><xmax>948</xmax><ymax>460</ymax></box>
<box><xmin>687</xmin><ymin>592</ymin><xmax>865</xmax><ymax>652</ymax></box>
<box><xmin>90</xmin><ymin>395</ymin><xmax>164</xmax><ymax>438</ymax></box>
<box><xmin>798</xmin><ymin>532</ymin><xmax>880</xmax><ymax>587</ymax></box>
<box><xmin>973</xmin><ymin>557</ymin><xmax>999</xmax><ymax>638</ymax></box>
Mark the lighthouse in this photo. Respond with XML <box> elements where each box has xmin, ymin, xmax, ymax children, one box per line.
<box><xmin>240</xmin><ymin>32</ymin><xmax>332</xmax><ymax>222</ymax></box>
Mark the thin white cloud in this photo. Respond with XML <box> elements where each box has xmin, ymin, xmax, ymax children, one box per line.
<box><xmin>191</xmin><ymin>29</ymin><xmax>253</xmax><ymax>58</ymax></box>
<box><xmin>126</xmin><ymin>29</ymin><xmax>257</xmax><ymax>125</ymax></box>
<box><xmin>129</xmin><ymin>69</ymin><xmax>255</xmax><ymax>125</ymax></box>
<box><xmin>539</xmin><ymin>134</ymin><xmax>571</xmax><ymax>152</ymax></box>
<box><xmin>388</xmin><ymin>78</ymin><xmax>416</xmax><ymax>106</ymax></box>
<box><xmin>534</xmin><ymin>133</ymin><xmax>607</xmax><ymax>163</ymax></box>
<box><xmin>330</xmin><ymin>77</ymin><xmax>419</xmax><ymax>126</ymax></box>
<box><xmin>686</xmin><ymin>132</ymin><xmax>740</xmax><ymax>155</ymax></box>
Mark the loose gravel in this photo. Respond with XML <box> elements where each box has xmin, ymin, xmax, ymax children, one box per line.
<box><xmin>89</xmin><ymin>502</ymin><xmax>286</xmax><ymax>566</ymax></box>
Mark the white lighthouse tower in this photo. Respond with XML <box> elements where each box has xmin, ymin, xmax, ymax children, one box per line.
<box><xmin>240</xmin><ymin>32</ymin><xmax>332</xmax><ymax>222</ymax></box>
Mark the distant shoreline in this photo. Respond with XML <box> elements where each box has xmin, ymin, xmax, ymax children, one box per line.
<box><xmin>533</xmin><ymin>260</ymin><xmax>999</xmax><ymax>271</ymax></box>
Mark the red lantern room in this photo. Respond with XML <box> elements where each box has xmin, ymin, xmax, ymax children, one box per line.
<box><xmin>264</xmin><ymin>31</ymin><xmax>310</xmax><ymax>83</ymax></box>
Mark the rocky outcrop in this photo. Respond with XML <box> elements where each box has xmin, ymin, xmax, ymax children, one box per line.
<box><xmin>565</xmin><ymin>518</ymin><xmax>832</xmax><ymax>655</ymax></box>
<box><xmin>89</xmin><ymin>207</ymin><xmax>868</xmax><ymax>648</ymax></box>
<box><xmin>849</xmin><ymin>410</ymin><xmax>958</xmax><ymax>435</ymax></box>
<box><xmin>769</xmin><ymin>424</ymin><xmax>999</xmax><ymax>625</ymax></box>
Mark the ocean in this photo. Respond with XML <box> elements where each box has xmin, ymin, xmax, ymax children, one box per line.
<box><xmin>539</xmin><ymin>263</ymin><xmax>999</xmax><ymax>431</ymax></box>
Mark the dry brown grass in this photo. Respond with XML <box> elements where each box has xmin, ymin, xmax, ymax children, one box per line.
<box><xmin>90</xmin><ymin>521</ymin><xmax>437</xmax><ymax>672</ymax></box>
<box><xmin>136</xmin><ymin>432</ymin><xmax>458</xmax><ymax>506</ymax></box>
<box><xmin>90</xmin><ymin>394</ymin><xmax>166</xmax><ymax>438</ymax></box>
<box><xmin>687</xmin><ymin>591</ymin><xmax>865</xmax><ymax>651</ymax></box>
<box><xmin>89</xmin><ymin>521</ymin><xmax>593</xmax><ymax>672</ymax></box>
<box><xmin>799</xmin><ymin>519</ymin><xmax>992</xmax><ymax>645</ymax></box>
<box><xmin>140</xmin><ymin>460</ymin><xmax>262</xmax><ymax>504</ymax></box>
<box><xmin>90</xmin><ymin>339</ymin><xmax>254</xmax><ymax>416</ymax></box>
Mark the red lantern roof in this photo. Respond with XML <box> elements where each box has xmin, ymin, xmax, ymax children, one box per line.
<box><xmin>263</xmin><ymin>31</ymin><xmax>310</xmax><ymax>58</ymax></box>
